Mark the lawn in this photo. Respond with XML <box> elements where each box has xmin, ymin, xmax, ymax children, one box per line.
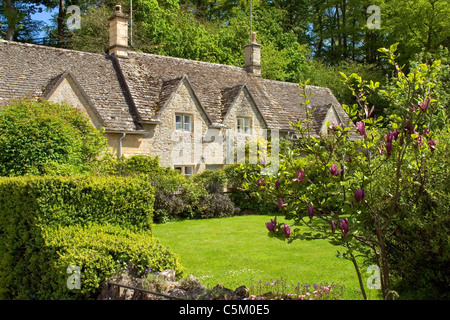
<box><xmin>153</xmin><ymin>214</ymin><xmax>382</xmax><ymax>300</ymax></box>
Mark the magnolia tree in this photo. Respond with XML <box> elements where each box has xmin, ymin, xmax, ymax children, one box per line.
<box><xmin>250</xmin><ymin>45</ymin><xmax>443</xmax><ymax>300</ymax></box>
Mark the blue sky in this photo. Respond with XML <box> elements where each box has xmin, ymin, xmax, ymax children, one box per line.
<box><xmin>30</xmin><ymin>5</ymin><xmax>58</xmax><ymax>38</ymax></box>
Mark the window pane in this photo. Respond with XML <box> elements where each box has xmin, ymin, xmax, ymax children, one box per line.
<box><xmin>174</xmin><ymin>166</ymin><xmax>182</xmax><ymax>173</ymax></box>
<box><xmin>175</xmin><ymin>115</ymin><xmax>182</xmax><ymax>131</ymax></box>
<box><xmin>185</xmin><ymin>166</ymin><xmax>193</xmax><ymax>177</ymax></box>
<box><xmin>184</xmin><ymin>115</ymin><xmax>191</xmax><ymax>131</ymax></box>
<box><xmin>237</xmin><ymin>118</ymin><xmax>242</xmax><ymax>133</ymax></box>
<box><xmin>244</xmin><ymin>118</ymin><xmax>250</xmax><ymax>134</ymax></box>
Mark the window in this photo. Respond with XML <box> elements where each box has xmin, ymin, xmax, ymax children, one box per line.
<box><xmin>206</xmin><ymin>164</ymin><xmax>223</xmax><ymax>171</ymax></box>
<box><xmin>237</xmin><ymin>117</ymin><xmax>250</xmax><ymax>134</ymax></box>
<box><xmin>174</xmin><ymin>165</ymin><xmax>194</xmax><ymax>178</ymax></box>
<box><xmin>175</xmin><ymin>114</ymin><xmax>192</xmax><ymax>132</ymax></box>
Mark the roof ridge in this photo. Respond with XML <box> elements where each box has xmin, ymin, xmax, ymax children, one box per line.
<box><xmin>129</xmin><ymin>50</ymin><xmax>246</xmax><ymax>72</ymax></box>
<box><xmin>0</xmin><ymin>39</ymin><xmax>106</xmax><ymax>57</ymax></box>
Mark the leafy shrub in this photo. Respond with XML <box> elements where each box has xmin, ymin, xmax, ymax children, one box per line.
<box><xmin>192</xmin><ymin>169</ymin><xmax>227</xmax><ymax>194</ymax></box>
<box><xmin>383</xmin><ymin>126</ymin><xmax>450</xmax><ymax>299</ymax></box>
<box><xmin>0</xmin><ymin>99</ymin><xmax>109</xmax><ymax>176</ymax></box>
<box><xmin>41</xmin><ymin>224</ymin><xmax>183</xmax><ymax>300</ymax></box>
<box><xmin>120</xmin><ymin>155</ymin><xmax>170</xmax><ymax>178</ymax></box>
<box><xmin>0</xmin><ymin>175</ymin><xmax>176</xmax><ymax>299</ymax></box>
<box><xmin>223</xmin><ymin>164</ymin><xmax>276</xmax><ymax>215</ymax></box>
<box><xmin>200</xmin><ymin>193</ymin><xmax>240</xmax><ymax>219</ymax></box>
<box><xmin>0</xmin><ymin>175</ymin><xmax>155</xmax><ymax>230</ymax></box>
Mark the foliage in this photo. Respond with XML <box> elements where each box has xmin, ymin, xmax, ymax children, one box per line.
<box><xmin>245</xmin><ymin>44</ymin><xmax>448</xmax><ymax>299</ymax></box>
<box><xmin>0</xmin><ymin>175</ymin><xmax>176</xmax><ymax>299</ymax></box>
<box><xmin>223</xmin><ymin>164</ymin><xmax>276</xmax><ymax>215</ymax></box>
<box><xmin>199</xmin><ymin>193</ymin><xmax>239</xmax><ymax>219</ymax></box>
<box><xmin>0</xmin><ymin>99</ymin><xmax>109</xmax><ymax>176</ymax></box>
<box><xmin>41</xmin><ymin>223</ymin><xmax>184</xmax><ymax>299</ymax></box>
<box><xmin>0</xmin><ymin>175</ymin><xmax>155</xmax><ymax>230</ymax></box>
<box><xmin>192</xmin><ymin>169</ymin><xmax>227</xmax><ymax>194</ymax></box>
<box><xmin>247</xmin><ymin>278</ymin><xmax>344</xmax><ymax>300</ymax></box>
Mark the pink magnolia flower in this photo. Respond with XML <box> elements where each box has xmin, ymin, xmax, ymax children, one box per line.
<box><xmin>275</xmin><ymin>179</ymin><xmax>281</xmax><ymax>190</ymax></box>
<box><xmin>293</xmin><ymin>169</ymin><xmax>304</xmax><ymax>183</ymax></box>
<box><xmin>265</xmin><ymin>217</ymin><xmax>277</xmax><ymax>232</ymax></box>
<box><xmin>308</xmin><ymin>205</ymin><xmax>314</xmax><ymax>219</ymax></box>
<box><xmin>260</xmin><ymin>156</ymin><xmax>267</xmax><ymax>167</ymax></box>
<box><xmin>275</xmin><ymin>198</ymin><xmax>288</xmax><ymax>209</ymax></box>
<box><xmin>418</xmin><ymin>97</ymin><xmax>430</xmax><ymax>113</ymax></box>
<box><xmin>429</xmin><ymin>139</ymin><xmax>436</xmax><ymax>152</ymax></box>
<box><xmin>257</xmin><ymin>178</ymin><xmax>265</xmax><ymax>188</ymax></box>
<box><xmin>329</xmin><ymin>122</ymin><xmax>341</xmax><ymax>132</ymax></box>
<box><xmin>340</xmin><ymin>218</ymin><xmax>349</xmax><ymax>235</ymax></box>
<box><xmin>365</xmin><ymin>105</ymin><xmax>375</xmax><ymax>119</ymax></box>
<box><xmin>379</xmin><ymin>143</ymin><xmax>385</xmax><ymax>155</ymax></box>
<box><xmin>330</xmin><ymin>164</ymin><xmax>338</xmax><ymax>176</ymax></box>
<box><xmin>282</xmin><ymin>224</ymin><xmax>291</xmax><ymax>238</ymax></box>
<box><xmin>417</xmin><ymin>134</ymin><xmax>423</xmax><ymax>147</ymax></box>
<box><xmin>356</xmin><ymin>121</ymin><xmax>366</xmax><ymax>137</ymax></box>
<box><xmin>354</xmin><ymin>188</ymin><xmax>365</xmax><ymax>203</ymax></box>
<box><xmin>386</xmin><ymin>141</ymin><xmax>392</xmax><ymax>156</ymax></box>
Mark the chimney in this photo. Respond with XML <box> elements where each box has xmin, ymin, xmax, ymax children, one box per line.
<box><xmin>108</xmin><ymin>5</ymin><xmax>129</xmax><ymax>58</ymax></box>
<box><xmin>243</xmin><ymin>32</ymin><xmax>261</xmax><ymax>76</ymax></box>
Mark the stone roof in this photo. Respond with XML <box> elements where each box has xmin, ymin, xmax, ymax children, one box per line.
<box><xmin>0</xmin><ymin>39</ymin><xmax>354</xmax><ymax>135</ymax></box>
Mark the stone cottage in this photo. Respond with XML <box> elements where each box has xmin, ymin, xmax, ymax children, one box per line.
<box><xmin>0</xmin><ymin>5</ymin><xmax>354</xmax><ymax>176</ymax></box>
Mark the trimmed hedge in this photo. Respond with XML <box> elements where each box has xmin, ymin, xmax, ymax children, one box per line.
<box><xmin>0</xmin><ymin>176</ymin><xmax>183</xmax><ymax>299</ymax></box>
<box><xmin>40</xmin><ymin>224</ymin><xmax>184</xmax><ymax>299</ymax></box>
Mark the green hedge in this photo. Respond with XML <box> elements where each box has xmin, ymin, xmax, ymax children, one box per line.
<box><xmin>0</xmin><ymin>176</ymin><xmax>183</xmax><ymax>299</ymax></box>
<box><xmin>40</xmin><ymin>224</ymin><xmax>184</xmax><ymax>299</ymax></box>
<box><xmin>1</xmin><ymin>175</ymin><xmax>155</xmax><ymax>230</ymax></box>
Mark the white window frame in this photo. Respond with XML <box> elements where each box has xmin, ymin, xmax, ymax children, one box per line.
<box><xmin>174</xmin><ymin>165</ymin><xmax>194</xmax><ymax>178</ymax></box>
<box><xmin>237</xmin><ymin>117</ymin><xmax>251</xmax><ymax>134</ymax></box>
<box><xmin>175</xmin><ymin>113</ymin><xmax>192</xmax><ymax>132</ymax></box>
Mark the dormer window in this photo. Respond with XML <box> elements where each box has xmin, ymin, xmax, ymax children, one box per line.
<box><xmin>237</xmin><ymin>117</ymin><xmax>250</xmax><ymax>134</ymax></box>
<box><xmin>175</xmin><ymin>114</ymin><xmax>192</xmax><ymax>132</ymax></box>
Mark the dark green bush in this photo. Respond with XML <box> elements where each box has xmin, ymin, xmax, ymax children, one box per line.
<box><xmin>223</xmin><ymin>164</ymin><xmax>276</xmax><ymax>215</ymax></box>
<box><xmin>200</xmin><ymin>193</ymin><xmax>240</xmax><ymax>219</ymax></box>
<box><xmin>192</xmin><ymin>169</ymin><xmax>227</xmax><ymax>194</ymax></box>
<box><xmin>0</xmin><ymin>175</ymin><xmax>184</xmax><ymax>299</ymax></box>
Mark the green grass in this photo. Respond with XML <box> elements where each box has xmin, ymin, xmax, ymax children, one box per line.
<box><xmin>153</xmin><ymin>214</ymin><xmax>382</xmax><ymax>300</ymax></box>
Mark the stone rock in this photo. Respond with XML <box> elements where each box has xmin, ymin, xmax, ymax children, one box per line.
<box><xmin>234</xmin><ymin>286</ymin><xmax>250</xmax><ymax>299</ymax></box>
<box><xmin>97</xmin><ymin>270</ymin><xmax>250</xmax><ymax>301</ymax></box>
<box><xmin>157</xmin><ymin>269</ymin><xmax>176</xmax><ymax>282</ymax></box>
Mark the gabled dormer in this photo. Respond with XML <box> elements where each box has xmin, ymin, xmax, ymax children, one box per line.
<box><xmin>43</xmin><ymin>71</ymin><xmax>105</xmax><ymax>130</ymax></box>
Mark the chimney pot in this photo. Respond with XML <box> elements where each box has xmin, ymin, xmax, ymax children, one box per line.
<box><xmin>244</xmin><ymin>32</ymin><xmax>262</xmax><ymax>76</ymax></box>
<box><xmin>109</xmin><ymin>5</ymin><xmax>129</xmax><ymax>58</ymax></box>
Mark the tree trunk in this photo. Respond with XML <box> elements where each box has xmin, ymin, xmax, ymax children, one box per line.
<box><xmin>58</xmin><ymin>0</ymin><xmax>65</xmax><ymax>47</ymax></box>
<box><xmin>4</xmin><ymin>0</ymin><xmax>17</xmax><ymax>40</ymax></box>
<box><xmin>375</xmin><ymin>217</ymin><xmax>391</xmax><ymax>299</ymax></box>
